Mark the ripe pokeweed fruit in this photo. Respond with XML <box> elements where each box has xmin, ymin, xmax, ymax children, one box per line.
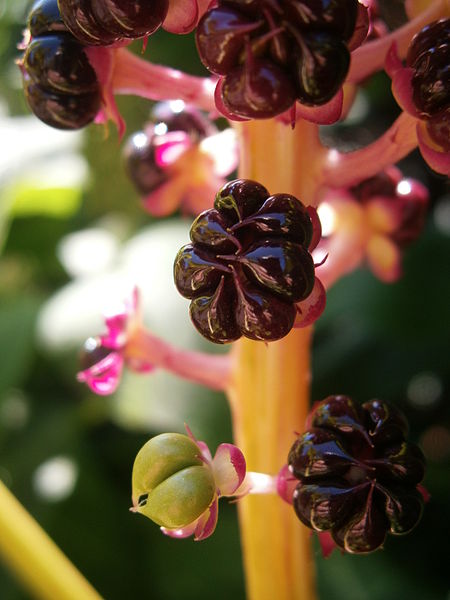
<box><xmin>196</xmin><ymin>0</ymin><xmax>360</xmax><ymax>118</ymax></box>
<box><xmin>288</xmin><ymin>395</ymin><xmax>426</xmax><ymax>553</ymax></box>
<box><xmin>57</xmin><ymin>0</ymin><xmax>169</xmax><ymax>46</ymax></box>
<box><xmin>174</xmin><ymin>179</ymin><xmax>316</xmax><ymax>343</ymax></box>
<box><xmin>21</xmin><ymin>0</ymin><xmax>101</xmax><ymax>130</ymax></box>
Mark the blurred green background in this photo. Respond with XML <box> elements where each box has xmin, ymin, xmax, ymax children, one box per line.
<box><xmin>0</xmin><ymin>2</ymin><xmax>449</xmax><ymax>599</ymax></box>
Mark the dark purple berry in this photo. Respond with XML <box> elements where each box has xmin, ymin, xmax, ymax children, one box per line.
<box><xmin>293</xmin><ymin>32</ymin><xmax>350</xmax><ymax>106</ymax></box>
<box><xmin>174</xmin><ymin>179</ymin><xmax>317</xmax><ymax>343</ymax></box>
<box><xmin>23</xmin><ymin>34</ymin><xmax>99</xmax><ymax>94</ymax></box>
<box><xmin>57</xmin><ymin>0</ymin><xmax>169</xmax><ymax>46</ymax></box>
<box><xmin>123</xmin><ymin>129</ymin><xmax>168</xmax><ymax>196</ymax></box>
<box><xmin>150</xmin><ymin>102</ymin><xmax>217</xmax><ymax>140</ymax></box>
<box><xmin>24</xmin><ymin>79</ymin><xmax>100</xmax><ymax>129</ymax></box>
<box><xmin>28</xmin><ymin>0</ymin><xmax>67</xmax><ymax>37</ymax></box>
<box><xmin>406</xmin><ymin>19</ymin><xmax>449</xmax><ymax>69</ymax></box>
<box><xmin>288</xmin><ymin>396</ymin><xmax>426</xmax><ymax>553</ymax></box>
<box><xmin>79</xmin><ymin>336</ymin><xmax>112</xmax><ymax>370</ymax></box>
<box><xmin>196</xmin><ymin>0</ymin><xmax>358</xmax><ymax>118</ymax></box>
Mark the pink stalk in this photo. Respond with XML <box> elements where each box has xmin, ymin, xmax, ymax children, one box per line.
<box><xmin>128</xmin><ymin>329</ymin><xmax>232</xmax><ymax>390</ymax></box>
<box><xmin>112</xmin><ymin>47</ymin><xmax>216</xmax><ymax>112</ymax></box>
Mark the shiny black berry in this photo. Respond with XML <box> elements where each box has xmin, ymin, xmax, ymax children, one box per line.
<box><xmin>57</xmin><ymin>0</ymin><xmax>169</xmax><ymax>46</ymax></box>
<box><xmin>174</xmin><ymin>179</ymin><xmax>316</xmax><ymax>343</ymax></box>
<box><xmin>288</xmin><ymin>396</ymin><xmax>426</xmax><ymax>553</ymax></box>
<box><xmin>406</xmin><ymin>19</ymin><xmax>450</xmax><ymax>119</ymax></box>
<box><xmin>22</xmin><ymin>0</ymin><xmax>101</xmax><ymax>130</ymax></box>
<box><xmin>196</xmin><ymin>0</ymin><xmax>359</xmax><ymax>118</ymax></box>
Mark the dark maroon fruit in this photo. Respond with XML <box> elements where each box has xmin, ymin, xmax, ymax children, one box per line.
<box><xmin>57</xmin><ymin>0</ymin><xmax>169</xmax><ymax>46</ymax></box>
<box><xmin>294</xmin><ymin>32</ymin><xmax>350</xmax><ymax>106</ymax></box>
<box><xmin>24</xmin><ymin>79</ymin><xmax>100</xmax><ymax>129</ymax></box>
<box><xmin>123</xmin><ymin>130</ymin><xmax>168</xmax><ymax>195</ymax></box>
<box><xmin>406</xmin><ymin>19</ymin><xmax>449</xmax><ymax>68</ymax></box>
<box><xmin>150</xmin><ymin>102</ymin><xmax>217</xmax><ymax>140</ymax></box>
<box><xmin>288</xmin><ymin>396</ymin><xmax>426</xmax><ymax>553</ymax></box>
<box><xmin>79</xmin><ymin>336</ymin><xmax>112</xmax><ymax>370</ymax></box>
<box><xmin>174</xmin><ymin>179</ymin><xmax>316</xmax><ymax>343</ymax></box>
<box><xmin>426</xmin><ymin>109</ymin><xmax>450</xmax><ymax>152</ymax></box>
<box><xmin>196</xmin><ymin>0</ymin><xmax>358</xmax><ymax>118</ymax></box>
<box><xmin>23</xmin><ymin>34</ymin><xmax>98</xmax><ymax>94</ymax></box>
<box><xmin>28</xmin><ymin>0</ymin><xmax>67</xmax><ymax>37</ymax></box>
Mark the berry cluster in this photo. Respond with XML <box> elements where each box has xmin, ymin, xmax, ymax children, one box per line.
<box><xmin>174</xmin><ymin>179</ymin><xmax>317</xmax><ymax>343</ymax></box>
<box><xmin>124</xmin><ymin>102</ymin><xmax>216</xmax><ymax>196</ymax></box>
<box><xmin>21</xmin><ymin>0</ymin><xmax>101</xmax><ymax>129</ymax></box>
<box><xmin>406</xmin><ymin>19</ymin><xmax>450</xmax><ymax>152</ymax></box>
<box><xmin>288</xmin><ymin>396</ymin><xmax>426</xmax><ymax>553</ymax></box>
<box><xmin>57</xmin><ymin>0</ymin><xmax>168</xmax><ymax>46</ymax></box>
<box><xmin>196</xmin><ymin>0</ymin><xmax>359</xmax><ymax>119</ymax></box>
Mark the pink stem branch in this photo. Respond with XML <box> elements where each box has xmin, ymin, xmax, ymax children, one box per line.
<box><xmin>322</xmin><ymin>111</ymin><xmax>418</xmax><ymax>188</ymax></box>
<box><xmin>348</xmin><ymin>0</ymin><xmax>449</xmax><ymax>83</ymax></box>
<box><xmin>112</xmin><ymin>47</ymin><xmax>216</xmax><ymax>112</ymax></box>
<box><xmin>129</xmin><ymin>329</ymin><xmax>232</xmax><ymax>391</ymax></box>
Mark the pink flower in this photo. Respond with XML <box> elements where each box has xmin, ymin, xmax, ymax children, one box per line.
<box><xmin>77</xmin><ymin>288</ymin><xmax>153</xmax><ymax>395</ymax></box>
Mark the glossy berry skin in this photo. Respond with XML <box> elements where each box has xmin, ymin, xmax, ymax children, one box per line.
<box><xmin>174</xmin><ymin>179</ymin><xmax>316</xmax><ymax>344</ymax></box>
<box><xmin>196</xmin><ymin>0</ymin><xmax>359</xmax><ymax>118</ymax></box>
<box><xmin>57</xmin><ymin>0</ymin><xmax>169</xmax><ymax>46</ymax></box>
<box><xmin>288</xmin><ymin>396</ymin><xmax>426</xmax><ymax>554</ymax></box>
<box><xmin>406</xmin><ymin>19</ymin><xmax>450</xmax><ymax>150</ymax></box>
<box><xmin>22</xmin><ymin>0</ymin><xmax>101</xmax><ymax>130</ymax></box>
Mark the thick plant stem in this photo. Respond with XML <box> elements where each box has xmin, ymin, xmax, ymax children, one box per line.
<box><xmin>227</xmin><ymin>119</ymin><xmax>319</xmax><ymax>600</ymax></box>
<box><xmin>0</xmin><ymin>480</ymin><xmax>102</xmax><ymax>600</ymax></box>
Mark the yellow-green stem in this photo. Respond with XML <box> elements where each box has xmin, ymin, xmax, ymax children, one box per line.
<box><xmin>0</xmin><ymin>480</ymin><xmax>102</xmax><ymax>600</ymax></box>
<box><xmin>227</xmin><ymin>119</ymin><xmax>323</xmax><ymax>600</ymax></box>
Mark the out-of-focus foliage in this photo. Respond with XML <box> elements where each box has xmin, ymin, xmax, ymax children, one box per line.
<box><xmin>0</xmin><ymin>3</ymin><xmax>449</xmax><ymax>600</ymax></box>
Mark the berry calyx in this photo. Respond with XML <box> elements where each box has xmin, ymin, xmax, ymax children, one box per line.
<box><xmin>288</xmin><ymin>395</ymin><xmax>426</xmax><ymax>553</ymax></box>
<box><xmin>174</xmin><ymin>179</ymin><xmax>318</xmax><ymax>343</ymax></box>
<box><xmin>196</xmin><ymin>0</ymin><xmax>360</xmax><ymax>119</ymax></box>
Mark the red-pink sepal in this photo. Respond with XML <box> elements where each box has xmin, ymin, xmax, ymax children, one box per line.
<box><xmin>416</xmin><ymin>121</ymin><xmax>450</xmax><ymax>176</ymax></box>
<box><xmin>164</xmin><ymin>0</ymin><xmax>214</xmax><ymax>33</ymax></box>
<box><xmin>276</xmin><ymin>464</ymin><xmax>298</xmax><ymax>505</ymax></box>
<box><xmin>294</xmin><ymin>278</ymin><xmax>326</xmax><ymax>329</ymax></box>
<box><xmin>277</xmin><ymin>91</ymin><xmax>344</xmax><ymax>126</ymax></box>
<box><xmin>386</xmin><ymin>43</ymin><xmax>421</xmax><ymax>118</ymax></box>
<box><xmin>317</xmin><ymin>531</ymin><xmax>338</xmax><ymax>558</ymax></box>
<box><xmin>85</xmin><ymin>46</ymin><xmax>125</xmax><ymax>139</ymax></box>
<box><xmin>77</xmin><ymin>351</ymin><xmax>124</xmax><ymax>396</ymax></box>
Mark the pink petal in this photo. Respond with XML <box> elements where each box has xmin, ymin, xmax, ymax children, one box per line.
<box><xmin>417</xmin><ymin>121</ymin><xmax>450</xmax><ymax>176</ymax></box>
<box><xmin>387</xmin><ymin>46</ymin><xmax>421</xmax><ymax>118</ymax></box>
<box><xmin>212</xmin><ymin>443</ymin><xmax>246</xmax><ymax>496</ymax></box>
<box><xmin>294</xmin><ymin>278</ymin><xmax>326</xmax><ymax>328</ymax></box>
<box><xmin>194</xmin><ymin>497</ymin><xmax>219</xmax><ymax>540</ymax></box>
<box><xmin>366</xmin><ymin>234</ymin><xmax>402</xmax><ymax>282</ymax></box>
<box><xmin>182</xmin><ymin>177</ymin><xmax>223</xmax><ymax>215</ymax></box>
<box><xmin>184</xmin><ymin>424</ymin><xmax>213</xmax><ymax>463</ymax></box>
<box><xmin>317</xmin><ymin>531</ymin><xmax>338</xmax><ymax>558</ymax></box>
<box><xmin>77</xmin><ymin>352</ymin><xmax>124</xmax><ymax>395</ymax></box>
<box><xmin>294</xmin><ymin>90</ymin><xmax>343</xmax><ymax>125</ymax></box>
<box><xmin>199</xmin><ymin>129</ymin><xmax>239</xmax><ymax>177</ymax></box>
<box><xmin>125</xmin><ymin>357</ymin><xmax>155</xmax><ymax>374</ymax></box>
<box><xmin>101</xmin><ymin>313</ymin><xmax>128</xmax><ymax>349</ymax></box>
<box><xmin>276</xmin><ymin>464</ymin><xmax>297</xmax><ymax>505</ymax></box>
<box><xmin>142</xmin><ymin>177</ymin><xmax>187</xmax><ymax>216</ymax></box>
<box><xmin>163</xmin><ymin>0</ymin><xmax>198</xmax><ymax>34</ymax></box>
<box><xmin>154</xmin><ymin>132</ymin><xmax>192</xmax><ymax>168</ymax></box>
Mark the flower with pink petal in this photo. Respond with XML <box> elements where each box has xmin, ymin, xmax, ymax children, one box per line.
<box><xmin>77</xmin><ymin>288</ymin><xmax>154</xmax><ymax>396</ymax></box>
<box><xmin>131</xmin><ymin>425</ymin><xmax>247</xmax><ymax>541</ymax></box>
<box><xmin>386</xmin><ymin>19</ymin><xmax>450</xmax><ymax>176</ymax></box>
<box><xmin>124</xmin><ymin>101</ymin><xmax>238</xmax><ymax>217</ymax></box>
<box><xmin>316</xmin><ymin>168</ymin><xmax>429</xmax><ymax>286</ymax></box>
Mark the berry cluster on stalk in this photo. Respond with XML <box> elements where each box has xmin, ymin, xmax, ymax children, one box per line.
<box><xmin>20</xmin><ymin>0</ymin><xmax>101</xmax><ymax>129</ymax></box>
<box><xmin>174</xmin><ymin>179</ymin><xmax>319</xmax><ymax>343</ymax></box>
<box><xmin>196</xmin><ymin>0</ymin><xmax>361</xmax><ymax>119</ymax></box>
<box><xmin>406</xmin><ymin>18</ymin><xmax>450</xmax><ymax>152</ymax></box>
<box><xmin>288</xmin><ymin>395</ymin><xmax>426</xmax><ymax>553</ymax></box>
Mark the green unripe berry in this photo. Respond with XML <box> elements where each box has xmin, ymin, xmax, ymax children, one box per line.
<box><xmin>132</xmin><ymin>433</ymin><xmax>205</xmax><ymax>503</ymax></box>
<box><xmin>137</xmin><ymin>465</ymin><xmax>216</xmax><ymax>528</ymax></box>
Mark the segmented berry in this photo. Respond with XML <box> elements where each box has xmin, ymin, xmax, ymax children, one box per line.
<box><xmin>288</xmin><ymin>396</ymin><xmax>426</xmax><ymax>553</ymax></box>
<box><xmin>196</xmin><ymin>0</ymin><xmax>360</xmax><ymax>118</ymax></box>
<box><xmin>57</xmin><ymin>0</ymin><xmax>169</xmax><ymax>46</ymax></box>
<box><xmin>174</xmin><ymin>179</ymin><xmax>316</xmax><ymax>343</ymax></box>
<box><xmin>21</xmin><ymin>0</ymin><xmax>101</xmax><ymax>130</ymax></box>
<box><xmin>406</xmin><ymin>19</ymin><xmax>450</xmax><ymax>120</ymax></box>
